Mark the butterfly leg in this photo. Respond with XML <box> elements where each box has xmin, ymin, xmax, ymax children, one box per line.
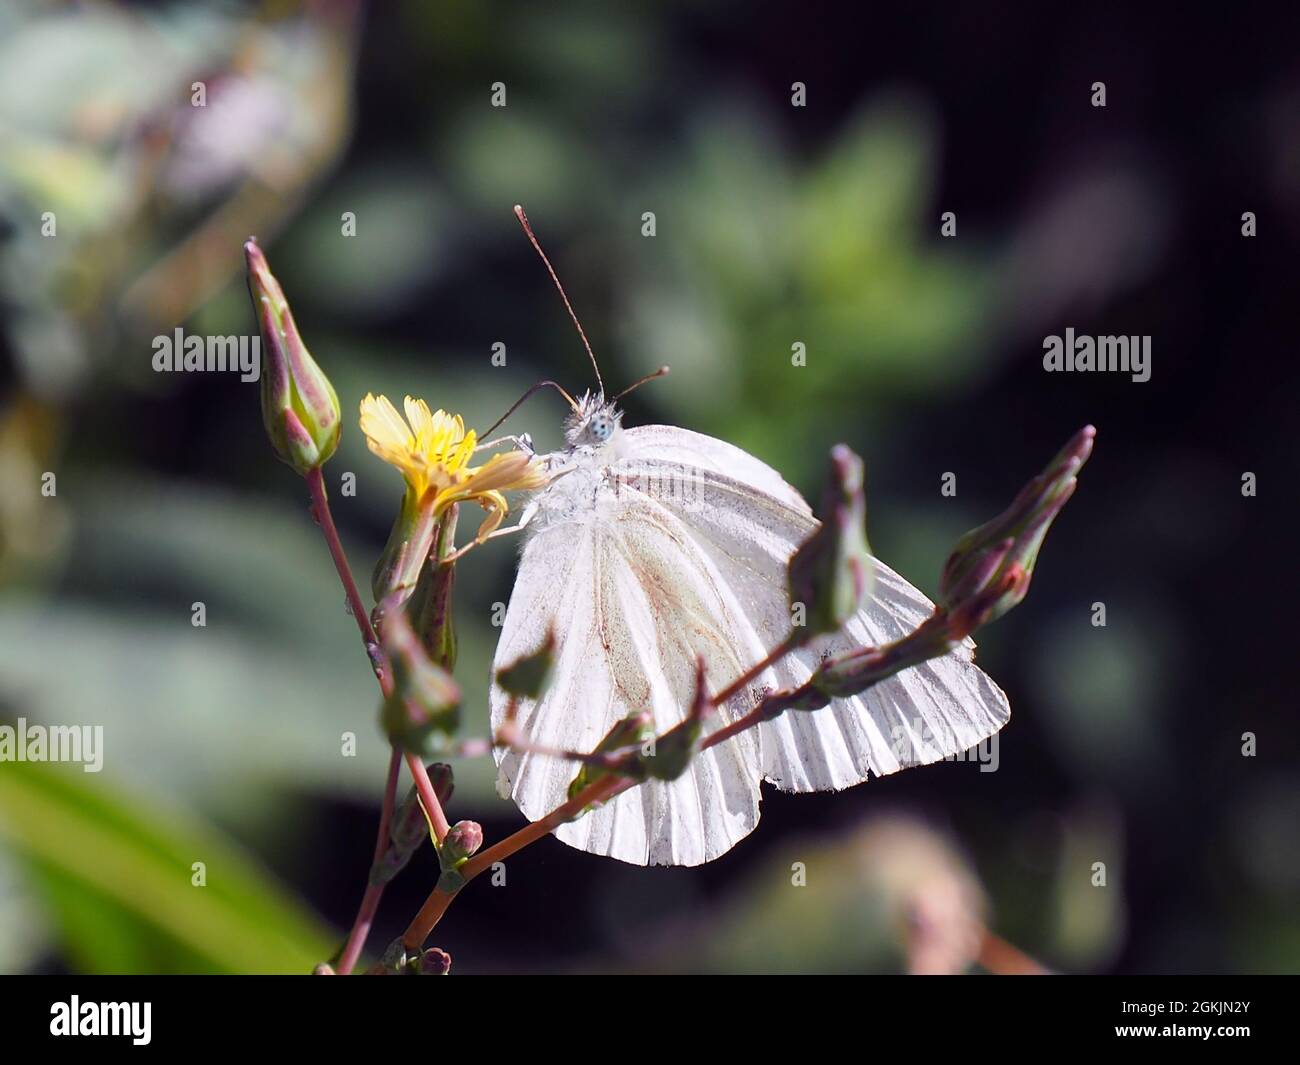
<box><xmin>475</xmin><ymin>432</ymin><xmax>535</xmax><ymax>457</ymax></box>
<box><xmin>440</xmin><ymin>496</ymin><xmax>541</xmax><ymax>563</ymax></box>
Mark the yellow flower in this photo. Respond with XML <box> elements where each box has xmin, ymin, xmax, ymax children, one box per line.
<box><xmin>359</xmin><ymin>393</ymin><xmax>544</xmax><ymax>540</ymax></box>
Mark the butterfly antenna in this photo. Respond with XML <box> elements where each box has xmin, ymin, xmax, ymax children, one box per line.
<box><xmin>614</xmin><ymin>365</ymin><xmax>671</xmax><ymax>402</ymax></box>
<box><xmin>513</xmin><ymin>204</ymin><xmax>604</xmax><ymax>397</ymax></box>
<box><xmin>482</xmin><ymin>379</ymin><xmax>579</xmax><ymax>439</ymax></box>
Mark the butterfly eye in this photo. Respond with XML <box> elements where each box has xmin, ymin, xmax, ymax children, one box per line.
<box><xmin>590</xmin><ymin>415</ymin><xmax>612</xmax><ymax>442</ymax></box>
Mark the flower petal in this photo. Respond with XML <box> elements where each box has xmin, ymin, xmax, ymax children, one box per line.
<box><xmin>404</xmin><ymin>396</ymin><xmax>435</xmax><ymax>451</ymax></box>
<box><xmin>360</xmin><ymin>394</ymin><xmax>413</xmax><ymax>452</ymax></box>
<box><xmin>471</xmin><ymin>491</ymin><xmax>509</xmax><ymax>541</ymax></box>
<box><xmin>463</xmin><ymin>452</ymin><xmax>548</xmax><ymax>495</ymax></box>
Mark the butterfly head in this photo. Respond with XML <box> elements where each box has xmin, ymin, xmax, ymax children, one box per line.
<box><xmin>564</xmin><ymin>391</ymin><xmax>623</xmax><ymax>449</ymax></box>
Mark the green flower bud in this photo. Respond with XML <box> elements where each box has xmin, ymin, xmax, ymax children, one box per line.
<box><xmin>399</xmin><ymin>508</ymin><xmax>459</xmax><ymax>670</ymax></box>
<box><xmin>435</xmin><ymin>820</ymin><xmax>483</xmax><ymax>894</ymax></box>
<box><xmin>641</xmin><ymin>665</ymin><xmax>710</xmax><ymax>782</ymax></box>
<box><xmin>567</xmin><ymin>709</ymin><xmax>653</xmax><ymax>801</ymax></box>
<box><xmin>789</xmin><ymin>445</ymin><xmax>874</xmax><ymax>637</ymax></box>
<box><xmin>426</xmin><ymin>763</ymin><xmax>456</xmax><ymax>808</ymax></box>
<box><xmin>371</xmin><ymin>489</ymin><xmax>437</xmax><ymax>608</ymax></box>
<box><xmin>495</xmin><ymin>629</ymin><xmax>556</xmax><ymax>700</ymax></box>
<box><xmin>368</xmin><ymin>846</ymin><xmax>407</xmax><ymax>887</ymax></box>
<box><xmin>441</xmin><ymin>820</ymin><xmax>483</xmax><ymax>864</ymax></box>
<box><xmin>368</xmin><ymin>764</ymin><xmax>454</xmax><ymax>886</ymax></box>
<box><xmin>809</xmin><ymin>427</ymin><xmax>1096</xmax><ymax>699</ymax></box>
<box><xmin>416</xmin><ymin>947</ymin><xmax>451</xmax><ymax>975</ymax></box>
<box><xmin>244</xmin><ymin>239</ymin><xmax>341</xmax><ymax>475</ymax></box>
<box><xmin>379</xmin><ymin>938</ymin><xmax>409</xmax><ymax>974</ymax></box>
<box><xmin>939</xmin><ymin>425</ymin><xmax>1095</xmax><ymax>628</ymax></box>
<box><xmin>379</xmin><ymin>609</ymin><xmax>460</xmax><ymax>757</ymax></box>
<box><xmin>812</xmin><ymin>623</ymin><xmax>953</xmax><ymax>701</ymax></box>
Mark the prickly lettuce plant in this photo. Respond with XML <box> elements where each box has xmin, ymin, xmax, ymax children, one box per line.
<box><xmin>245</xmin><ymin>239</ymin><xmax>1093</xmax><ymax>975</ymax></box>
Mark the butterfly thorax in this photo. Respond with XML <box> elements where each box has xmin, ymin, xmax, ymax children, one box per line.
<box><xmin>522</xmin><ymin>393</ymin><xmax>630</xmax><ymax>537</ymax></box>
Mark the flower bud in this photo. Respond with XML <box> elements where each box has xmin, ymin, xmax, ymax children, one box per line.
<box><xmin>380</xmin><ymin>938</ymin><xmax>409</xmax><ymax>974</ymax></box>
<box><xmin>417</xmin><ymin>947</ymin><xmax>452</xmax><ymax>976</ymax></box>
<box><xmin>400</xmin><ymin>508</ymin><xmax>459</xmax><ymax>669</ymax></box>
<box><xmin>244</xmin><ymin>239</ymin><xmax>341</xmax><ymax>475</ymax></box>
<box><xmin>441</xmin><ymin>820</ymin><xmax>484</xmax><ymax>864</ymax></box>
<box><xmin>495</xmin><ymin>629</ymin><xmax>556</xmax><ymax>700</ymax></box>
<box><xmin>436</xmin><ymin>819</ymin><xmax>484</xmax><ymax>895</ymax></box>
<box><xmin>380</xmin><ymin>608</ymin><xmax>460</xmax><ymax>757</ymax></box>
<box><xmin>567</xmin><ymin>709</ymin><xmax>654</xmax><ymax>801</ymax></box>
<box><xmin>389</xmin><ymin>791</ymin><xmax>429</xmax><ymax>853</ymax></box>
<box><xmin>426</xmin><ymin>762</ymin><xmax>455</xmax><ymax>808</ymax></box>
<box><xmin>812</xmin><ymin>622</ymin><xmax>953</xmax><ymax>701</ymax></box>
<box><xmin>939</xmin><ymin>425</ymin><xmax>1094</xmax><ymax>626</ymax></box>
<box><xmin>368</xmin><ymin>846</ymin><xmax>407</xmax><ymax>887</ymax></box>
<box><xmin>788</xmin><ymin>445</ymin><xmax>874</xmax><ymax>637</ymax></box>
<box><xmin>642</xmin><ymin>662</ymin><xmax>710</xmax><ymax>782</ymax></box>
<box><xmin>369</xmin><ymin>764</ymin><xmax>454</xmax><ymax>886</ymax></box>
<box><xmin>371</xmin><ymin>490</ymin><xmax>437</xmax><ymax>607</ymax></box>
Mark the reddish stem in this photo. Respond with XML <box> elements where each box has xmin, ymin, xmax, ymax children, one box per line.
<box><xmin>336</xmin><ymin>882</ymin><xmax>383</xmax><ymax>977</ymax></box>
<box><xmin>306</xmin><ymin>467</ymin><xmax>456</xmax><ymax>972</ymax></box>
<box><xmin>405</xmin><ymin>753</ymin><xmax>450</xmax><ymax>843</ymax></box>
<box><xmin>710</xmin><ymin>633</ymin><xmax>801</xmax><ymax>708</ymax></box>
<box><xmin>402</xmin><ymin>775</ymin><xmax>626</xmax><ymax>950</ymax></box>
<box><xmin>335</xmin><ymin>720</ymin><xmax>402</xmax><ymax>977</ymax></box>
<box><xmin>977</xmin><ymin>930</ymin><xmax>1048</xmax><ymax>975</ymax></box>
<box><xmin>400</xmin><ymin>638</ymin><xmax>814</xmax><ymax>950</ymax></box>
<box><xmin>305</xmin><ymin>466</ymin><xmax>389</xmax><ymax>693</ymax></box>
<box><xmin>372</xmin><ymin>748</ymin><xmax>402</xmax><ymax>862</ymax></box>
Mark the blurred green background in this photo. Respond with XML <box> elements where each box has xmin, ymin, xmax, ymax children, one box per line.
<box><xmin>1</xmin><ymin>0</ymin><xmax>1297</xmax><ymax>974</ymax></box>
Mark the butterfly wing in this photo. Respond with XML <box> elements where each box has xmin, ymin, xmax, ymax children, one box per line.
<box><xmin>616</xmin><ymin>424</ymin><xmax>1011</xmax><ymax>792</ymax></box>
<box><xmin>491</xmin><ymin>425</ymin><xmax>1010</xmax><ymax>867</ymax></box>
<box><xmin>491</xmin><ymin>476</ymin><xmax>767</xmax><ymax>866</ymax></box>
<box><xmin>614</xmin><ymin>424</ymin><xmax>813</xmax><ymax>516</ymax></box>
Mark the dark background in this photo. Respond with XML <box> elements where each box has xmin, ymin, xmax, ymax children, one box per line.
<box><xmin>1</xmin><ymin>0</ymin><xmax>1296</xmax><ymax>973</ymax></box>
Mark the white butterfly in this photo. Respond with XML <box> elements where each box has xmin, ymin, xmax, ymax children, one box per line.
<box><xmin>489</xmin><ymin>390</ymin><xmax>1010</xmax><ymax>867</ymax></box>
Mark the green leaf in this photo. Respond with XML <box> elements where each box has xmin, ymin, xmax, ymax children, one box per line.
<box><xmin>0</xmin><ymin>758</ymin><xmax>334</xmax><ymax>974</ymax></box>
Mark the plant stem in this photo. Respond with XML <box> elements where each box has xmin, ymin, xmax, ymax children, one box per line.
<box><xmin>700</xmin><ymin>697</ymin><xmax>783</xmax><ymax>753</ymax></box>
<box><xmin>976</xmin><ymin>929</ymin><xmax>1048</xmax><ymax>975</ymax></box>
<box><xmin>372</xmin><ymin>748</ymin><xmax>402</xmax><ymax>862</ymax></box>
<box><xmin>399</xmin><ymin>623</ymin><xmax>936</xmax><ymax>949</ymax></box>
<box><xmin>399</xmin><ymin>637</ymin><xmax>813</xmax><ymax>951</ymax></box>
<box><xmin>336</xmin><ymin>885</ymin><xmax>381</xmax><ymax>976</ymax></box>
<box><xmin>406</xmin><ymin>753</ymin><xmax>450</xmax><ymax>843</ymax></box>
<box><xmin>398</xmin><ymin>624</ymin><xmax>922</xmax><ymax>951</ymax></box>
<box><xmin>305</xmin><ymin>466</ymin><xmax>389</xmax><ymax>692</ymax></box>
<box><xmin>462</xmin><ymin>775</ymin><xmax>625</xmax><ymax>878</ymax></box>
<box><xmin>710</xmin><ymin>632</ymin><xmax>801</xmax><ymax>708</ymax></box>
<box><xmin>401</xmin><ymin>775</ymin><xmax>625</xmax><ymax>950</ymax></box>
<box><xmin>335</xmin><ymin>730</ymin><xmax>402</xmax><ymax>977</ymax></box>
<box><xmin>305</xmin><ymin>466</ymin><xmax>457</xmax><ymax>971</ymax></box>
